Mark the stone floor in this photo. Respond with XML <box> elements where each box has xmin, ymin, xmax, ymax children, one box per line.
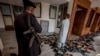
<box><xmin>0</xmin><ymin>31</ymin><xmax>18</xmax><ymax>56</ymax></box>
<box><xmin>0</xmin><ymin>31</ymin><xmax>100</xmax><ymax>56</ymax></box>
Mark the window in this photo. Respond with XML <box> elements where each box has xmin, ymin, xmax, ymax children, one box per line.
<box><xmin>49</xmin><ymin>5</ymin><xmax>57</xmax><ymax>19</ymax></box>
<box><xmin>0</xmin><ymin>4</ymin><xmax>11</xmax><ymax>16</ymax></box>
<box><xmin>12</xmin><ymin>5</ymin><xmax>24</xmax><ymax>16</ymax></box>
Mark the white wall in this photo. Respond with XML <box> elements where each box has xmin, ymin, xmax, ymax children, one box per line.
<box><xmin>48</xmin><ymin>19</ymin><xmax>56</xmax><ymax>32</ymax></box>
<box><xmin>39</xmin><ymin>2</ymin><xmax>56</xmax><ymax>33</ymax></box>
<box><xmin>0</xmin><ymin>1</ymin><xmax>57</xmax><ymax>32</ymax></box>
<box><xmin>0</xmin><ymin>0</ymin><xmax>74</xmax><ymax>33</ymax></box>
<box><xmin>67</xmin><ymin>0</ymin><xmax>74</xmax><ymax>15</ymax></box>
<box><xmin>34</xmin><ymin>2</ymin><xmax>57</xmax><ymax>33</ymax></box>
<box><xmin>91</xmin><ymin>0</ymin><xmax>100</xmax><ymax>8</ymax></box>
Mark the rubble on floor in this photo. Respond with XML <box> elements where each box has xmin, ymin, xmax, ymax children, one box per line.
<box><xmin>40</xmin><ymin>32</ymin><xmax>100</xmax><ymax>56</ymax></box>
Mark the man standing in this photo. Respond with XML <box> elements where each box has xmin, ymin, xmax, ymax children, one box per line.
<box><xmin>14</xmin><ymin>0</ymin><xmax>42</xmax><ymax>56</ymax></box>
<box><xmin>57</xmin><ymin>14</ymin><xmax>70</xmax><ymax>49</ymax></box>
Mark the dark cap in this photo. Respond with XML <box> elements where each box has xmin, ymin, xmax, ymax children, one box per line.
<box><xmin>23</xmin><ymin>0</ymin><xmax>36</xmax><ymax>9</ymax></box>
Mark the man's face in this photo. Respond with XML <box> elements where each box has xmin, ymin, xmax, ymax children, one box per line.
<box><xmin>28</xmin><ymin>7</ymin><xmax>35</xmax><ymax>14</ymax></box>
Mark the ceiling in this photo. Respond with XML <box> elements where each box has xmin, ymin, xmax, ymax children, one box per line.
<box><xmin>0</xmin><ymin>0</ymin><xmax>100</xmax><ymax>8</ymax></box>
<box><xmin>31</xmin><ymin>0</ymin><xmax>100</xmax><ymax>8</ymax></box>
<box><xmin>30</xmin><ymin>0</ymin><xmax>69</xmax><ymax>4</ymax></box>
<box><xmin>0</xmin><ymin>0</ymin><xmax>69</xmax><ymax>5</ymax></box>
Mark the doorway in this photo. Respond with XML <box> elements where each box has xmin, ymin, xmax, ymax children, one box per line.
<box><xmin>91</xmin><ymin>13</ymin><xmax>100</xmax><ymax>32</ymax></box>
<box><xmin>72</xmin><ymin>5</ymin><xmax>88</xmax><ymax>36</ymax></box>
<box><xmin>86</xmin><ymin>9</ymin><xmax>95</xmax><ymax>28</ymax></box>
<box><xmin>57</xmin><ymin>3</ymin><xmax>68</xmax><ymax>28</ymax></box>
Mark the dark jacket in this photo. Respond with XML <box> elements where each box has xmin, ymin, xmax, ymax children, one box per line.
<box><xmin>14</xmin><ymin>12</ymin><xmax>42</xmax><ymax>56</ymax></box>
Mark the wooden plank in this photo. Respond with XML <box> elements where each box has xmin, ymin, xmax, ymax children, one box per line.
<box><xmin>77</xmin><ymin>0</ymin><xmax>91</xmax><ymax>8</ymax></box>
<box><xmin>91</xmin><ymin>13</ymin><xmax>100</xmax><ymax>32</ymax></box>
<box><xmin>67</xmin><ymin>0</ymin><xmax>77</xmax><ymax>40</ymax></box>
<box><xmin>96</xmin><ymin>8</ymin><xmax>100</xmax><ymax>13</ymax></box>
<box><xmin>81</xmin><ymin>8</ymin><xmax>91</xmax><ymax>35</ymax></box>
<box><xmin>82</xmin><ymin>28</ymin><xmax>90</xmax><ymax>35</ymax></box>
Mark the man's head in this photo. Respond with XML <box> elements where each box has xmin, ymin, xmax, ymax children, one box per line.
<box><xmin>23</xmin><ymin>0</ymin><xmax>36</xmax><ymax>14</ymax></box>
<box><xmin>63</xmin><ymin>13</ymin><xmax>70</xmax><ymax>19</ymax></box>
<box><xmin>25</xmin><ymin>6</ymin><xmax>35</xmax><ymax>14</ymax></box>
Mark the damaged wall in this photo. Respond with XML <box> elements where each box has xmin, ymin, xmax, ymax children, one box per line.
<box><xmin>0</xmin><ymin>1</ymin><xmax>57</xmax><ymax>33</ymax></box>
<box><xmin>91</xmin><ymin>0</ymin><xmax>100</xmax><ymax>8</ymax></box>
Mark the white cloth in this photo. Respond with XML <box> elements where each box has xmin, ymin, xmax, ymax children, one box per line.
<box><xmin>57</xmin><ymin>19</ymin><xmax>70</xmax><ymax>48</ymax></box>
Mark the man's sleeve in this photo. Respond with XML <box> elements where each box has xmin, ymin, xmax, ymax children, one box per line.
<box><xmin>31</xmin><ymin>16</ymin><xmax>42</xmax><ymax>33</ymax></box>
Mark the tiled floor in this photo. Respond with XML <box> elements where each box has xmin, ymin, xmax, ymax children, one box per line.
<box><xmin>0</xmin><ymin>31</ymin><xmax>100</xmax><ymax>56</ymax></box>
<box><xmin>0</xmin><ymin>31</ymin><xmax>18</xmax><ymax>56</ymax></box>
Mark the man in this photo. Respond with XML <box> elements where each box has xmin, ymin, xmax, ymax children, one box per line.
<box><xmin>57</xmin><ymin>14</ymin><xmax>70</xmax><ymax>49</ymax></box>
<box><xmin>14</xmin><ymin>0</ymin><xmax>42</xmax><ymax>56</ymax></box>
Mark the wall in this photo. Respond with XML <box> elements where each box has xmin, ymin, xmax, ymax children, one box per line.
<box><xmin>0</xmin><ymin>1</ymin><xmax>56</xmax><ymax>33</ymax></box>
<box><xmin>91</xmin><ymin>0</ymin><xmax>100</xmax><ymax>8</ymax></box>
<box><xmin>0</xmin><ymin>0</ymin><xmax>74</xmax><ymax>33</ymax></box>
<box><xmin>67</xmin><ymin>0</ymin><xmax>74</xmax><ymax>15</ymax></box>
<box><xmin>39</xmin><ymin>2</ymin><xmax>56</xmax><ymax>33</ymax></box>
<box><xmin>0</xmin><ymin>0</ymin><xmax>23</xmax><ymax>6</ymax></box>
